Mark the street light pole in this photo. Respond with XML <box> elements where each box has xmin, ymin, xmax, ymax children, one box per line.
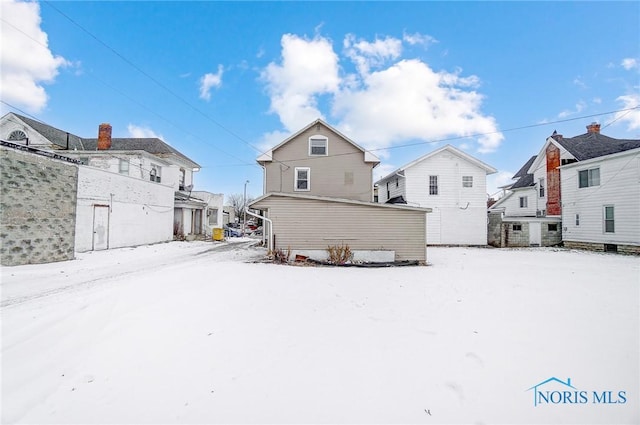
<box><xmin>243</xmin><ymin>180</ymin><xmax>249</xmax><ymax>237</ymax></box>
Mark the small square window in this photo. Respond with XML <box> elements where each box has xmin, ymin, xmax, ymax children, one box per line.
<box><xmin>309</xmin><ymin>136</ymin><xmax>328</xmax><ymax>156</ymax></box>
<box><xmin>513</xmin><ymin>224</ymin><xmax>522</xmax><ymax>231</ymax></box>
<box><xmin>462</xmin><ymin>176</ymin><xmax>473</xmax><ymax>188</ymax></box>
<box><xmin>579</xmin><ymin>168</ymin><xmax>600</xmax><ymax>188</ymax></box>
<box><xmin>548</xmin><ymin>223</ymin><xmax>558</xmax><ymax>232</ymax></box>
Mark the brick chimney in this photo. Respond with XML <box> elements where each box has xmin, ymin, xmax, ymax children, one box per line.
<box><xmin>98</xmin><ymin>123</ymin><xmax>112</xmax><ymax>150</ymax></box>
<box><xmin>586</xmin><ymin>122</ymin><xmax>601</xmax><ymax>134</ymax></box>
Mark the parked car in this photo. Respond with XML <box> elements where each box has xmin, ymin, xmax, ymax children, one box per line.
<box><xmin>224</xmin><ymin>225</ymin><xmax>241</xmax><ymax>237</ymax></box>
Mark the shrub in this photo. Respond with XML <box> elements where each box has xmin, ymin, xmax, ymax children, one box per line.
<box><xmin>327</xmin><ymin>243</ymin><xmax>353</xmax><ymax>265</ymax></box>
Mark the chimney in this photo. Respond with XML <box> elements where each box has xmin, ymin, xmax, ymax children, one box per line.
<box><xmin>586</xmin><ymin>122</ymin><xmax>601</xmax><ymax>134</ymax></box>
<box><xmin>98</xmin><ymin>123</ymin><xmax>112</xmax><ymax>150</ymax></box>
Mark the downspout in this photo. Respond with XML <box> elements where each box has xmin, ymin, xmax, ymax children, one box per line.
<box><xmin>245</xmin><ymin>208</ymin><xmax>273</xmax><ymax>252</ymax></box>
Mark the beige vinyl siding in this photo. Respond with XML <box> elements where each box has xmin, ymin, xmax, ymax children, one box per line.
<box><xmin>264</xmin><ymin>125</ymin><xmax>375</xmax><ymax>202</ymax></box>
<box><xmin>253</xmin><ymin>196</ymin><xmax>428</xmax><ymax>262</ymax></box>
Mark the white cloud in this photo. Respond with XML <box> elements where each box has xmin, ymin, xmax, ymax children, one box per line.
<box><xmin>256</xmin><ymin>129</ymin><xmax>291</xmax><ymax>153</ymax></box>
<box><xmin>334</xmin><ymin>59</ymin><xmax>503</xmax><ymax>153</ymax></box>
<box><xmin>343</xmin><ymin>34</ymin><xmax>403</xmax><ymax>75</ymax></box>
<box><xmin>0</xmin><ymin>0</ymin><xmax>69</xmax><ymax>113</ymax></box>
<box><xmin>487</xmin><ymin>170</ymin><xmax>515</xmax><ymax>199</ymax></box>
<box><xmin>261</xmin><ymin>34</ymin><xmax>340</xmax><ymax>131</ymax></box>
<box><xmin>558</xmin><ymin>100</ymin><xmax>587</xmax><ymax>118</ymax></box>
<box><xmin>615</xmin><ymin>93</ymin><xmax>640</xmax><ymax>131</ymax></box>
<box><xmin>402</xmin><ymin>31</ymin><xmax>438</xmax><ymax>48</ymax></box>
<box><xmin>621</xmin><ymin>58</ymin><xmax>638</xmax><ymax>70</ymax></box>
<box><xmin>199</xmin><ymin>65</ymin><xmax>224</xmax><ymax>101</ymax></box>
<box><xmin>373</xmin><ymin>163</ymin><xmax>398</xmax><ymax>183</ymax></box>
<box><xmin>127</xmin><ymin>124</ymin><xmax>164</xmax><ymax>141</ymax></box>
<box><xmin>260</xmin><ymin>33</ymin><xmax>504</xmax><ymax>154</ymax></box>
<box><xmin>573</xmin><ymin>76</ymin><xmax>587</xmax><ymax>89</ymax></box>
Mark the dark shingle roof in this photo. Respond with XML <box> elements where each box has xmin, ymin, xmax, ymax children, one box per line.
<box><xmin>512</xmin><ymin>155</ymin><xmax>536</xmax><ymax>179</ymax></box>
<box><xmin>80</xmin><ymin>138</ymin><xmax>200</xmax><ymax>167</ymax></box>
<box><xmin>510</xmin><ymin>173</ymin><xmax>534</xmax><ymax>189</ymax></box>
<box><xmin>14</xmin><ymin>114</ymin><xmax>84</xmax><ymax>148</ymax></box>
<box><xmin>13</xmin><ymin>113</ymin><xmax>199</xmax><ymax>168</ymax></box>
<box><xmin>556</xmin><ymin>132</ymin><xmax>640</xmax><ymax>161</ymax></box>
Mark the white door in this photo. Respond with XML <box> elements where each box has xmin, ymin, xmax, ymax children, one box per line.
<box><xmin>529</xmin><ymin>222</ymin><xmax>541</xmax><ymax>246</ymax></box>
<box><xmin>92</xmin><ymin>205</ymin><xmax>109</xmax><ymax>251</ymax></box>
<box><xmin>427</xmin><ymin>208</ymin><xmax>441</xmax><ymax>245</ymax></box>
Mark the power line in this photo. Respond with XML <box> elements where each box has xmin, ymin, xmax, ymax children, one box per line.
<box><xmin>42</xmin><ymin>1</ymin><xmax>265</xmax><ymax>156</ymax></box>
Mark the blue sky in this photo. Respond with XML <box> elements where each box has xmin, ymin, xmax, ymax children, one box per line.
<box><xmin>2</xmin><ymin>1</ymin><xmax>639</xmax><ymax>200</ymax></box>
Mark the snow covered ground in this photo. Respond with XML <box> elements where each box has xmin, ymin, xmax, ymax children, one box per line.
<box><xmin>1</xmin><ymin>241</ymin><xmax>638</xmax><ymax>424</ymax></box>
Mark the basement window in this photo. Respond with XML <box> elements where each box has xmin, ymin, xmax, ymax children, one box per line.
<box><xmin>548</xmin><ymin>223</ymin><xmax>558</xmax><ymax>232</ymax></box>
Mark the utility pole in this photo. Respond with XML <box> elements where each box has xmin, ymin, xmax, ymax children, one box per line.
<box><xmin>243</xmin><ymin>180</ymin><xmax>249</xmax><ymax>237</ymax></box>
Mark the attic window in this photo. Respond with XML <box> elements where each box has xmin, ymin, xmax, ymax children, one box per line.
<box><xmin>8</xmin><ymin>130</ymin><xmax>27</xmax><ymax>141</ymax></box>
<box><xmin>309</xmin><ymin>136</ymin><xmax>328</xmax><ymax>156</ymax></box>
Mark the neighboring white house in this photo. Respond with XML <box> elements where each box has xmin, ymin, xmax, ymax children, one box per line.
<box><xmin>488</xmin><ymin>155</ymin><xmax>562</xmax><ymax>247</ymax></box>
<box><xmin>191</xmin><ymin>191</ymin><xmax>225</xmax><ymax>237</ymax></box>
<box><xmin>560</xmin><ymin>147</ymin><xmax>640</xmax><ymax>254</ymax></box>
<box><xmin>0</xmin><ymin>112</ymin><xmax>215</xmax><ymax>251</ymax></box>
<box><xmin>490</xmin><ymin>123</ymin><xmax>640</xmax><ymax>252</ymax></box>
<box><xmin>375</xmin><ymin>144</ymin><xmax>496</xmax><ymax>245</ymax></box>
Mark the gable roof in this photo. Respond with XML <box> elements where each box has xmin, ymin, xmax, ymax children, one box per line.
<box><xmin>375</xmin><ymin>144</ymin><xmax>497</xmax><ymax>184</ymax></box>
<box><xmin>513</xmin><ymin>155</ymin><xmax>536</xmax><ymax>179</ymax></box>
<box><xmin>6</xmin><ymin>113</ymin><xmax>199</xmax><ymax>168</ymax></box>
<box><xmin>8</xmin><ymin>113</ymin><xmax>84</xmax><ymax>148</ymax></box>
<box><xmin>257</xmin><ymin>118</ymin><xmax>380</xmax><ymax>165</ymax></box>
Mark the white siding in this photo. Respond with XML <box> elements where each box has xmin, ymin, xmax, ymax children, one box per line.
<box><xmin>377</xmin><ymin>175</ymin><xmax>406</xmax><ymax>203</ymax></box>
<box><xmin>403</xmin><ymin>150</ymin><xmax>490</xmax><ymax>245</ymax></box>
<box><xmin>561</xmin><ymin>151</ymin><xmax>640</xmax><ymax>245</ymax></box>
<box><xmin>497</xmin><ymin>187</ymin><xmax>538</xmax><ymax>217</ymax></box>
<box><xmin>75</xmin><ymin>166</ymin><xmax>174</xmax><ymax>252</ymax></box>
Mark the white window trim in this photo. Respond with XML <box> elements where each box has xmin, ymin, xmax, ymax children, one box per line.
<box><xmin>308</xmin><ymin>135</ymin><xmax>328</xmax><ymax>156</ymax></box>
<box><xmin>118</xmin><ymin>158</ymin><xmax>130</xmax><ymax>174</ymax></box>
<box><xmin>578</xmin><ymin>167</ymin><xmax>600</xmax><ymax>188</ymax></box>
<box><xmin>519</xmin><ymin>196</ymin><xmax>528</xmax><ymax>208</ymax></box>
<box><xmin>603</xmin><ymin>205</ymin><xmax>615</xmax><ymax>233</ymax></box>
<box><xmin>462</xmin><ymin>175</ymin><xmax>473</xmax><ymax>188</ymax></box>
<box><xmin>429</xmin><ymin>175</ymin><xmax>438</xmax><ymax>195</ymax></box>
<box><xmin>294</xmin><ymin>167</ymin><xmax>310</xmax><ymax>191</ymax></box>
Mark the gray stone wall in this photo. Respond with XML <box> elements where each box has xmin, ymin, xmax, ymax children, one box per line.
<box><xmin>541</xmin><ymin>223</ymin><xmax>562</xmax><ymax>246</ymax></box>
<box><xmin>565</xmin><ymin>241</ymin><xmax>640</xmax><ymax>255</ymax></box>
<box><xmin>487</xmin><ymin>212</ymin><xmax>503</xmax><ymax>247</ymax></box>
<box><xmin>505</xmin><ymin>222</ymin><xmax>530</xmax><ymax>247</ymax></box>
<box><xmin>1</xmin><ymin>146</ymin><xmax>78</xmax><ymax>266</ymax></box>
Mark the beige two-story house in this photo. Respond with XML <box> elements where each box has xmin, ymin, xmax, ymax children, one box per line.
<box><xmin>250</xmin><ymin>119</ymin><xmax>431</xmax><ymax>263</ymax></box>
